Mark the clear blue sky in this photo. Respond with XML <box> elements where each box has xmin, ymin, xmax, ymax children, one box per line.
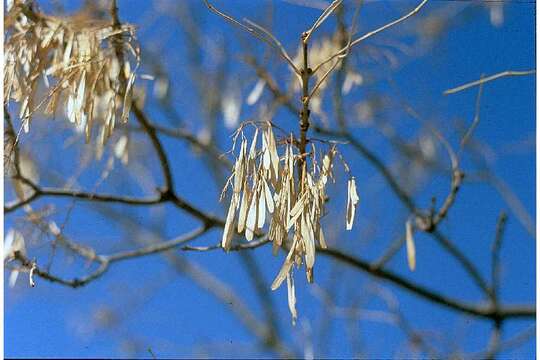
<box><xmin>5</xmin><ymin>0</ymin><xmax>535</xmax><ymax>358</ymax></box>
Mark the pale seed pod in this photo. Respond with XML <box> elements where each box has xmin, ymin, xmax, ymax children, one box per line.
<box><xmin>245</xmin><ymin>192</ymin><xmax>258</xmax><ymax>241</ymax></box>
<box><xmin>406</xmin><ymin>219</ymin><xmax>416</xmax><ymax>271</ymax></box>
<box><xmin>222</xmin><ymin>197</ymin><xmax>237</xmax><ymax>251</ymax></box>
<box><xmin>346</xmin><ymin>177</ymin><xmax>360</xmax><ymax>230</ymax></box>
<box><xmin>286</xmin><ymin>271</ymin><xmax>297</xmax><ymax>326</ymax></box>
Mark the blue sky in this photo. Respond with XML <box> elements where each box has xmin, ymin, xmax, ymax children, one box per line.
<box><xmin>5</xmin><ymin>0</ymin><xmax>535</xmax><ymax>358</ymax></box>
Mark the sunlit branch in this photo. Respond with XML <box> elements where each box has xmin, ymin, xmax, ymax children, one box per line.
<box><xmin>12</xmin><ymin>226</ymin><xmax>208</xmax><ymax>288</ymax></box>
<box><xmin>203</xmin><ymin>0</ymin><xmax>301</xmax><ymax>74</ymax></box>
<box><xmin>303</xmin><ymin>0</ymin><xmax>343</xmax><ymax>44</ymax></box>
<box><xmin>309</xmin><ymin>0</ymin><xmax>360</xmax><ymax>99</ymax></box>
<box><xmin>444</xmin><ymin>69</ymin><xmax>535</xmax><ymax>95</ymax></box>
<box><xmin>181</xmin><ymin>236</ymin><xmax>534</xmax><ymax>321</ymax></box>
<box><xmin>313</xmin><ymin>0</ymin><xmax>429</xmax><ymax>74</ymax></box>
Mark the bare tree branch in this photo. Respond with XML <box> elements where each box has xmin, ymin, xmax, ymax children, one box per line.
<box><xmin>444</xmin><ymin>69</ymin><xmax>535</xmax><ymax>95</ymax></box>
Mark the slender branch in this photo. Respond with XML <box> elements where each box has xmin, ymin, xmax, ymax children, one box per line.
<box><xmin>203</xmin><ymin>0</ymin><xmax>300</xmax><ymax>74</ymax></box>
<box><xmin>131</xmin><ymin>104</ymin><xmax>224</xmax><ymax>227</ymax></box>
<box><xmin>11</xmin><ymin>222</ymin><xmax>533</xmax><ymax>322</ymax></box>
<box><xmin>182</xmin><ymin>236</ymin><xmax>271</xmax><ymax>252</ymax></box>
<box><xmin>309</xmin><ymin>1</ymin><xmax>360</xmax><ymax>99</ymax></box>
<box><xmin>106</xmin><ymin>226</ymin><xmax>208</xmax><ymax>262</ymax></box>
<box><xmin>491</xmin><ymin>212</ymin><xmax>507</xmax><ymax>305</ymax></box>
<box><xmin>148</xmin><ymin>123</ymin><xmax>231</xmax><ymax>168</ymax></box>
<box><xmin>303</xmin><ymin>0</ymin><xmax>343</xmax><ymax>44</ymax></box>
<box><xmin>470</xmin><ymin>325</ymin><xmax>535</xmax><ymax>359</ymax></box>
<box><xmin>431</xmin><ymin>229</ymin><xmax>491</xmax><ymax>296</ymax></box>
<box><xmin>313</xmin><ymin>0</ymin><xmax>429</xmax><ymax>74</ymax></box>
<box><xmin>484</xmin><ymin>321</ymin><xmax>503</xmax><ymax>360</ymax></box>
<box><xmin>181</xmin><ymin>238</ymin><xmax>534</xmax><ymax>321</ymax></box>
<box><xmin>372</xmin><ymin>234</ymin><xmax>406</xmax><ymax>269</ymax></box>
<box><xmin>332</xmin><ymin>5</ymin><xmax>349</xmax><ymax>130</ymax></box>
<box><xmin>460</xmin><ymin>74</ymin><xmax>485</xmax><ymax>149</ymax></box>
<box><xmin>12</xmin><ymin>226</ymin><xmax>208</xmax><ymax>288</ymax></box>
<box><xmin>242</xmin><ymin>18</ymin><xmax>299</xmax><ymax>74</ymax></box>
<box><xmin>313</xmin><ymin>127</ymin><xmax>490</xmax><ymax>295</ymax></box>
<box><xmin>131</xmin><ymin>103</ymin><xmax>175</xmax><ymax>191</ymax></box>
<box><xmin>314</xmin><ymin>126</ymin><xmax>417</xmax><ymax>212</ymax></box>
<box><xmin>5</xmin><ymin>184</ymin><xmax>163</xmax><ymax>214</ymax></box>
<box><xmin>397</xmin><ymin>92</ymin><xmax>463</xmax><ymax>232</ymax></box>
<box><xmin>444</xmin><ymin>69</ymin><xmax>535</xmax><ymax>95</ymax></box>
<box><xmin>317</xmin><ymin>246</ymin><xmax>534</xmax><ymax>320</ymax></box>
<box><xmin>14</xmin><ymin>251</ymin><xmax>109</xmax><ymax>288</ymax></box>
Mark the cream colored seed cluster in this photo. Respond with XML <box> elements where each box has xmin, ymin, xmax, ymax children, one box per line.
<box><xmin>4</xmin><ymin>3</ymin><xmax>139</xmax><ymax>144</ymax></box>
<box><xmin>221</xmin><ymin>122</ymin><xmax>359</xmax><ymax>323</ymax></box>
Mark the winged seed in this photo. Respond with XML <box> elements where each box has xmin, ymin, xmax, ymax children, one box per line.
<box><xmin>346</xmin><ymin>177</ymin><xmax>359</xmax><ymax>230</ymax></box>
<box><xmin>245</xmin><ymin>194</ymin><xmax>258</xmax><ymax>241</ymax></box>
<box><xmin>257</xmin><ymin>188</ymin><xmax>266</xmax><ymax>229</ymax></box>
<box><xmin>237</xmin><ymin>190</ymin><xmax>250</xmax><ymax>233</ymax></box>
<box><xmin>246</xmin><ymin>79</ymin><xmax>265</xmax><ymax>105</ymax></box>
<box><xmin>222</xmin><ymin>198</ymin><xmax>237</xmax><ymax>250</ymax></box>
<box><xmin>406</xmin><ymin>219</ymin><xmax>416</xmax><ymax>271</ymax></box>
<box><xmin>286</xmin><ymin>272</ymin><xmax>297</xmax><ymax>325</ymax></box>
<box><xmin>263</xmin><ymin>178</ymin><xmax>274</xmax><ymax>213</ymax></box>
<box><xmin>271</xmin><ymin>241</ymin><xmax>296</xmax><ymax>290</ymax></box>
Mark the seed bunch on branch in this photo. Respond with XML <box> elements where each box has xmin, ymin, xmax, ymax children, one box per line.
<box><xmin>4</xmin><ymin>1</ymin><xmax>140</xmax><ymax>143</ymax></box>
<box><xmin>220</xmin><ymin>121</ymin><xmax>358</xmax><ymax>323</ymax></box>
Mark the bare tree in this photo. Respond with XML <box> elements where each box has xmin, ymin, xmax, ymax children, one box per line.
<box><xmin>4</xmin><ymin>0</ymin><xmax>535</xmax><ymax>358</ymax></box>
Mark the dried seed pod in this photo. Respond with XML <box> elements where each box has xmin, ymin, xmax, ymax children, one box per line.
<box><xmin>406</xmin><ymin>219</ymin><xmax>416</xmax><ymax>271</ymax></box>
<box><xmin>245</xmin><ymin>193</ymin><xmax>258</xmax><ymax>241</ymax></box>
<box><xmin>257</xmin><ymin>185</ymin><xmax>266</xmax><ymax>229</ymax></box>
<box><xmin>271</xmin><ymin>238</ymin><xmax>297</xmax><ymax>290</ymax></box>
<box><xmin>286</xmin><ymin>271</ymin><xmax>297</xmax><ymax>326</ymax></box>
<box><xmin>246</xmin><ymin>79</ymin><xmax>265</xmax><ymax>106</ymax></box>
<box><xmin>346</xmin><ymin>177</ymin><xmax>360</xmax><ymax>230</ymax></box>
<box><xmin>220</xmin><ymin>122</ymin><xmax>360</xmax><ymax>323</ymax></box>
<box><xmin>222</xmin><ymin>197</ymin><xmax>237</xmax><ymax>251</ymax></box>
<box><xmin>237</xmin><ymin>190</ymin><xmax>250</xmax><ymax>234</ymax></box>
<box><xmin>4</xmin><ymin>4</ymin><xmax>140</xmax><ymax>143</ymax></box>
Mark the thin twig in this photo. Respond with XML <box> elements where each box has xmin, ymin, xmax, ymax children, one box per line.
<box><xmin>313</xmin><ymin>126</ymin><xmax>417</xmax><ymax>212</ymax></box>
<box><xmin>180</xmin><ymin>236</ymin><xmax>532</xmax><ymax>321</ymax></box>
<box><xmin>313</xmin><ymin>0</ymin><xmax>429</xmax><ymax>74</ymax></box>
<box><xmin>5</xmin><ymin>184</ymin><xmax>163</xmax><ymax>214</ymax></box>
<box><xmin>317</xmin><ymin>246</ymin><xmax>533</xmax><ymax>320</ymax></box>
<box><xmin>313</xmin><ymin>127</ymin><xmax>490</xmax><ymax>295</ymax></box>
<box><xmin>242</xmin><ymin>18</ymin><xmax>299</xmax><ymax>74</ymax></box>
<box><xmin>372</xmin><ymin>235</ymin><xmax>406</xmax><ymax>269</ymax></box>
<box><xmin>491</xmin><ymin>212</ymin><xmax>507</xmax><ymax>305</ymax></box>
<box><xmin>12</xmin><ymin>226</ymin><xmax>208</xmax><ymax>288</ymax></box>
<box><xmin>106</xmin><ymin>226</ymin><xmax>208</xmax><ymax>262</ymax></box>
<box><xmin>203</xmin><ymin>0</ymin><xmax>300</xmax><ymax>74</ymax></box>
<box><xmin>309</xmin><ymin>0</ymin><xmax>361</xmax><ymax>97</ymax></box>
<box><xmin>460</xmin><ymin>74</ymin><xmax>485</xmax><ymax>149</ymax></box>
<box><xmin>444</xmin><ymin>70</ymin><xmax>535</xmax><ymax>95</ymax></box>
<box><xmin>470</xmin><ymin>325</ymin><xmax>535</xmax><ymax>359</ymax></box>
<box><xmin>303</xmin><ymin>0</ymin><xmax>343</xmax><ymax>44</ymax></box>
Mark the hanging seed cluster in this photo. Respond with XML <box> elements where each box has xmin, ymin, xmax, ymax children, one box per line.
<box><xmin>4</xmin><ymin>3</ymin><xmax>139</xmax><ymax>144</ymax></box>
<box><xmin>221</xmin><ymin>122</ymin><xmax>359</xmax><ymax>323</ymax></box>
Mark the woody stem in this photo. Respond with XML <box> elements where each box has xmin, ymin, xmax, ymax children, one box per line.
<box><xmin>298</xmin><ymin>36</ymin><xmax>311</xmax><ymax>190</ymax></box>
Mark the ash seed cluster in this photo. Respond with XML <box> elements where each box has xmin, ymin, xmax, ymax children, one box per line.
<box><xmin>221</xmin><ymin>121</ymin><xmax>359</xmax><ymax>323</ymax></box>
<box><xmin>4</xmin><ymin>2</ymin><xmax>139</xmax><ymax>144</ymax></box>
